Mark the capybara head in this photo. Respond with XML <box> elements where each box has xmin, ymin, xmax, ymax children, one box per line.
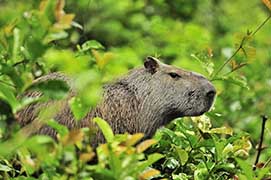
<box><xmin>119</xmin><ymin>56</ymin><xmax>216</xmax><ymax>127</ymax></box>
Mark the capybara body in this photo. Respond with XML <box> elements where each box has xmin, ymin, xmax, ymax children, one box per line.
<box><xmin>17</xmin><ymin>57</ymin><xmax>216</xmax><ymax>146</ymax></box>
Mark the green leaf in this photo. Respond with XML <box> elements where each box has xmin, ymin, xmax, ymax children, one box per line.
<box><xmin>43</xmin><ymin>31</ymin><xmax>68</xmax><ymax>43</ymax></box>
<box><xmin>12</xmin><ymin>28</ymin><xmax>21</xmax><ymax>63</ymax></box>
<box><xmin>0</xmin><ymin>82</ymin><xmax>19</xmax><ymax>110</ymax></box>
<box><xmin>209</xmin><ymin>126</ymin><xmax>233</xmax><ymax>135</ymax></box>
<box><xmin>138</xmin><ymin>153</ymin><xmax>164</xmax><ymax>172</ymax></box>
<box><xmin>47</xmin><ymin>119</ymin><xmax>69</xmax><ymax>137</ymax></box>
<box><xmin>25</xmin><ymin>79</ymin><xmax>70</xmax><ymax>100</ymax></box>
<box><xmin>69</xmin><ymin>97</ymin><xmax>89</xmax><ymax>121</ymax></box>
<box><xmin>175</xmin><ymin>147</ymin><xmax>188</xmax><ymax>166</ymax></box>
<box><xmin>215</xmin><ymin>163</ymin><xmax>235</xmax><ymax>172</ymax></box>
<box><xmin>0</xmin><ymin>163</ymin><xmax>12</xmax><ymax>172</ymax></box>
<box><xmin>194</xmin><ymin>162</ymin><xmax>208</xmax><ymax>180</ymax></box>
<box><xmin>172</xmin><ymin>173</ymin><xmax>190</xmax><ymax>180</ymax></box>
<box><xmin>213</xmin><ymin>136</ymin><xmax>226</xmax><ymax>161</ymax></box>
<box><xmin>93</xmin><ymin>117</ymin><xmax>114</xmax><ymax>143</ymax></box>
<box><xmin>81</xmin><ymin>40</ymin><xmax>104</xmax><ymax>51</ymax></box>
<box><xmin>44</xmin><ymin>49</ymin><xmax>89</xmax><ymax>74</ymax></box>
<box><xmin>163</xmin><ymin>157</ymin><xmax>180</xmax><ymax>169</ymax></box>
<box><xmin>235</xmin><ymin>158</ymin><xmax>254</xmax><ymax>180</ymax></box>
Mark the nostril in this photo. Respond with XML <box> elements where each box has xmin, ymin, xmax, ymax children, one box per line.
<box><xmin>206</xmin><ymin>90</ymin><xmax>216</xmax><ymax>99</ymax></box>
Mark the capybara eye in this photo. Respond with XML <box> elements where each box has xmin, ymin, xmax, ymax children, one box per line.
<box><xmin>168</xmin><ymin>72</ymin><xmax>181</xmax><ymax>79</ymax></box>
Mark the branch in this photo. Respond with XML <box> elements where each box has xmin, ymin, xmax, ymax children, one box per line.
<box><xmin>211</xmin><ymin>14</ymin><xmax>271</xmax><ymax>80</ymax></box>
<box><xmin>253</xmin><ymin>115</ymin><xmax>268</xmax><ymax>170</ymax></box>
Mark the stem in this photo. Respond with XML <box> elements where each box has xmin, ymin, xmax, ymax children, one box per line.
<box><xmin>253</xmin><ymin>115</ymin><xmax>268</xmax><ymax>170</ymax></box>
<box><xmin>211</xmin><ymin>46</ymin><xmax>242</xmax><ymax>80</ymax></box>
<box><xmin>211</xmin><ymin>14</ymin><xmax>271</xmax><ymax>80</ymax></box>
<box><xmin>12</xmin><ymin>59</ymin><xmax>28</xmax><ymax>67</ymax></box>
<box><xmin>251</xmin><ymin>14</ymin><xmax>271</xmax><ymax>36</ymax></box>
<box><xmin>263</xmin><ymin>156</ymin><xmax>271</xmax><ymax>168</ymax></box>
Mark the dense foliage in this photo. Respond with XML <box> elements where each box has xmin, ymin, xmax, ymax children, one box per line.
<box><xmin>0</xmin><ymin>0</ymin><xmax>271</xmax><ymax>179</ymax></box>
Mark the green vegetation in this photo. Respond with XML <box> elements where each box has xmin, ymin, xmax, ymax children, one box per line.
<box><xmin>0</xmin><ymin>0</ymin><xmax>271</xmax><ymax>179</ymax></box>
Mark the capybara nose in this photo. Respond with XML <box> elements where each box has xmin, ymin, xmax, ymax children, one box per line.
<box><xmin>206</xmin><ymin>89</ymin><xmax>216</xmax><ymax>99</ymax></box>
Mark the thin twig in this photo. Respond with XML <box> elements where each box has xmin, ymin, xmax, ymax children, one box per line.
<box><xmin>253</xmin><ymin>115</ymin><xmax>268</xmax><ymax>171</ymax></box>
<box><xmin>252</xmin><ymin>14</ymin><xmax>271</xmax><ymax>36</ymax></box>
<box><xmin>263</xmin><ymin>156</ymin><xmax>271</xmax><ymax>168</ymax></box>
<box><xmin>211</xmin><ymin>14</ymin><xmax>271</xmax><ymax>80</ymax></box>
<box><xmin>211</xmin><ymin>46</ymin><xmax>242</xmax><ymax>80</ymax></box>
<box><xmin>12</xmin><ymin>59</ymin><xmax>28</xmax><ymax>67</ymax></box>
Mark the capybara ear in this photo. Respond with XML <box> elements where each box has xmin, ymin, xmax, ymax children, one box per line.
<box><xmin>144</xmin><ymin>56</ymin><xmax>159</xmax><ymax>74</ymax></box>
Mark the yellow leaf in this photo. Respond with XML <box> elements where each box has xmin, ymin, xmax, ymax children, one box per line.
<box><xmin>210</xmin><ymin>126</ymin><xmax>233</xmax><ymax>135</ymax></box>
<box><xmin>92</xmin><ymin>50</ymin><xmax>114</xmax><ymax>69</ymax></box>
<box><xmin>191</xmin><ymin>115</ymin><xmax>212</xmax><ymax>132</ymax></box>
<box><xmin>62</xmin><ymin>129</ymin><xmax>84</xmax><ymax>146</ymax></box>
<box><xmin>92</xmin><ymin>49</ymin><xmax>102</xmax><ymax>63</ymax></box>
<box><xmin>39</xmin><ymin>0</ymin><xmax>48</xmax><ymax>11</ymax></box>
<box><xmin>136</xmin><ymin>139</ymin><xmax>157</xmax><ymax>153</ymax></box>
<box><xmin>79</xmin><ymin>152</ymin><xmax>95</xmax><ymax>162</ymax></box>
<box><xmin>263</xmin><ymin>0</ymin><xmax>271</xmax><ymax>10</ymax></box>
<box><xmin>126</xmin><ymin>133</ymin><xmax>144</xmax><ymax>146</ymax></box>
<box><xmin>231</xmin><ymin>61</ymin><xmax>247</xmax><ymax>71</ymax></box>
<box><xmin>3</xmin><ymin>21</ymin><xmax>17</xmax><ymax>35</ymax></box>
<box><xmin>230</xmin><ymin>60</ymin><xmax>238</xmax><ymax>70</ymax></box>
<box><xmin>245</xmin><ymin>46</ymin><xmax>256</xmax><ymax>60</ymax></box>
<box><xmin>139</xmin><ymin>168</ymin><xmax>160</xmax><ymax>180</ymax></box>
<box><xmin>55</xmin><ymin>0</ymin><xmax>65</xmax><ymax>21</ymax></box>
<box><xmin>54</xmin><ymin>14</ymin><xmax>75</xmax><ymax>30</ymax></box>
<box><xmin>101</xmin><ymin>52</ymin><xmax>114</xmax><ymax>67</ymax></box>
<box><xmin>207</xmin><ymin>47</ymin><xmax>213</xmax><ymax>58</ymax></box>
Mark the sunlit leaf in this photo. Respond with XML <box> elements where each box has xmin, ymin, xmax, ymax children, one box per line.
<box><xmin>126</xmin><ymin>133</ymin><xmax>144</xmax><ymax>146</ymax></box>
<box><xmin>18</xmin><ymin>148</ymin><xmax>37</xmax><ymax>175</ymax></box>
<box><xmin>54</xmin><ymin>14</ymin><xmax>75</xmax><ymax>30</ymax></box>
<box><xmin>79</xmin><ymin>152</ymin><xmax>95</xmax><ymax>162</ymax></box>
<box><xmin>47</xmin><ymin>119</ymin><xmax>69</xmax><ymax>137</ymax></box>
<box><xmin>93</xmin><ymin>117</ymin><xmax>114</xmax><ymax>143</ymax></box>
<box><xmin>69</xmin><ymin>97</ymin><xmax>89</xmax><ymax>121</ymax></box>
<box><xmin>0</xmin><ymin>83</ymin><xmax>19</xmax><ymax>110</ymax></box>
<box><xmin>61</xmin><ymin>129</ymin><xmax>84</xmax><ymax>146</ymax></box>
<box><xmin>3</xmin><ymin>20</ymin><xmax>17</xmax><ymax>35</ymax></box>
<box><xmin>210</xmin><ymin>126</ymin><xmax>233</xmax><ymax>135</ymax></box>
<box><xmin>222</xmin><ymin>143</ymin><xmax>234</xmax><ymax>155</ymax></box>
<box><xmin>0</xmin><ymin>163</ymin><xmax>12</xmax><ymax>172</ymax></box>
<box><xmin>137</xmin><ymin>153</ymin><xmax>164</xmax><ymax>171</ymax></box>
<box><xmin>39</xmin><ymin>0</ymin><xmax>56</xmax><ymax>22</ymax></box>
<box><xmin>55</xmin><ymin>0</ymin><xmax>65</xmax><ymax>21</ymax></box>
<box><xmin>175</xmin><ymin>147</ymin><xmax>188</xmax><ymax>166</ymax></box>
<box><xmin>44</xmin><ymin>49</ymin><xmax>89</xmax><ymax>74</ymax></box>
<box><xmin>262</xmin><ymin>0</ymin><xmax>271</xmax><ymax>10</ymax></box>
<box><xmin>93</xmin><ymin>51</ymin><xmax>114</xmax><ymax>69</ymax></box>
<box><xmin>82</xmin><ymin>40</ymin><xmax>104</xmax><ymax>51</ymax></box>
<box><xmin>136</xmin><ymin>139</ymin><xmax>157</xmax><ymax>153</ymax></box>
<box><xmin>139</xmin><ymin>168</ymin><xmax>160</xmax><ymax>180</ymax></box>
<box><xmin>191</xmin><ymin>115</ymin><xmax>212</xmax><ymax>132</ymax></box>
<box><xmin>43</xmin><ymin>30</ymin><xmax>68</xmax><ymax>43</ymax></box>
<box><xmin>12</xmin><ymin>28</ymin><xmax>21</xmax><ymax>63</ymax></box>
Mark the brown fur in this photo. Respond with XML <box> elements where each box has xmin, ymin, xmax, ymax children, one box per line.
<box><xmin>17</xmin><ymin>57</ymin><xmax>216</xmax><ymax>146</ymax></box>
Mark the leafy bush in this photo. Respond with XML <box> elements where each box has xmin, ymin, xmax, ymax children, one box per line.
<box><xmin>0</xmin><ymin>0</ymin><xmax>271</xmax><ymax>179</ymax></box>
